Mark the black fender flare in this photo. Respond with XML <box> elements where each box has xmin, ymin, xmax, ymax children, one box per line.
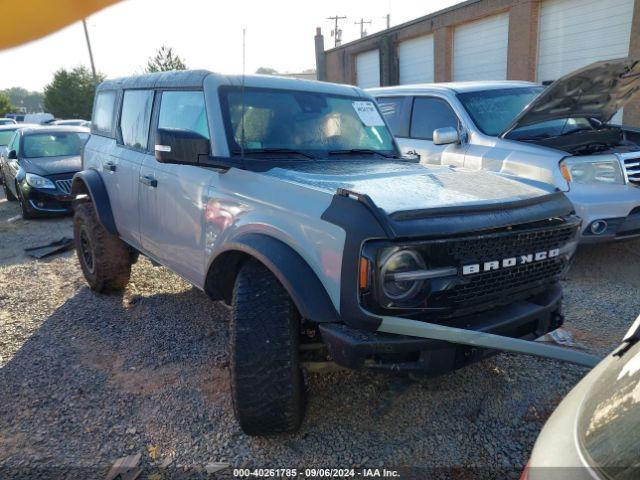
<box><xmin>71</xmin><ymin>169</ymin><xmax>118</xmax><ymax>235</ymax></box>
<box><xmin>207</xmin><ymin>233</ymin><xmax>339</xmax><ymax>323</ymax></box>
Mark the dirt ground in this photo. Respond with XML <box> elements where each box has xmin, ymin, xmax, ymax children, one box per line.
<box><xmin>1</xmin><ymin>191</ymin><xmax>639</xmax><ymax>479</ymax></box>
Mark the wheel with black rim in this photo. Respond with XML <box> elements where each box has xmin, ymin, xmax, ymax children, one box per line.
<box><xmin>73</xmin><ymin>202</ymin><xmax>131</xmax><ymax>292</ymax></box>
<box><xmin>230</xmin><ymin>259</ymin><xmax>305</xmax><ymax>435</ymax></box>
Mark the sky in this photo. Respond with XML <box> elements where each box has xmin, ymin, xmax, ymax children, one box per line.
<box><xmin>0</xmin><ymin>0</ymin><xmax>461</xmax><ymax>92</ymax></box>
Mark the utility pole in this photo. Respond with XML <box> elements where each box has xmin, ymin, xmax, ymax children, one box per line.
<box><xmin>354</xmin><ymin>18</ymin><xmax>372</xmax><ymax>38</ymax></box>
<box><xmin>82</xmin><ymin>19</ymin><xmax>97</xmax><ymax>82</ymax></box>
<box><xmin>326</xmin><ymin>15</ymin><xmax>346</xmax><ymax>47</ymax></box>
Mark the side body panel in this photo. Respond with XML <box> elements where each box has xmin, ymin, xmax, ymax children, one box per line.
<box><xmin>83</xmin><ymin>134</ymin><xmax>143</xmax><ymax>247</ymax></box>
<box><xmin>139</xmin><ymin>159</ymin><xmax>220</xmax><ymax>285</ymax></box>
<box><xmin>202</xmin><ymin>168</ymin><xmax>346</xmax><ymax>311</ymax></box>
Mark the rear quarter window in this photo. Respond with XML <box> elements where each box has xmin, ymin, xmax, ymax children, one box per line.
<box><xmin>92</xmin><ymin>90</ymin><xmax>117</xmax><ymax>137</ymax></box>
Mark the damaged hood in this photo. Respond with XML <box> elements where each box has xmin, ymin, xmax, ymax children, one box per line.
<box><xmin>21</xmin><ymin>155</ymin><xmax>81</xmax><ymax>176</ymax></box>
<box><xmin>502</xmin><ymin>58</ymin><xmax>640</xmax><ymax>135</ymax></box>
<box><xmin>264</xmin><ymin>160</ymin><xmax>556</xmax><ymax>215</ymax></box>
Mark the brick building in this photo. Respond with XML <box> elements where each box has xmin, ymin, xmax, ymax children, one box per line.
<box><xmin>314</xmin><ymin>0</ymin><xmax>640</xmax><ymax>125</ymax></box>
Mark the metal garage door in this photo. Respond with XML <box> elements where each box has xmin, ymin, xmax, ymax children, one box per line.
<box><xmin>399</xmin><ymin>35</ymin><xmax>434</xmax><ymax>84</ymax></box>
<box><xmin>537</xmin><ymin>0</ymin><xmax>634</xmax><ymax>83</ymax></box>
<box><xmin>356</xmin><ymin>50</ymin><xmax>380</xmax><ymax>88</ymax></box>
<box><xmin>453</xmin><ymin>13</ymin><xmax>509</xmax><ymax>81</ymax></box>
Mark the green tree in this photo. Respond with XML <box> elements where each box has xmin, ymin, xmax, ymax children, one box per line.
<box><xmin>43</xmin><ymin>66</ymin><xmax>103</xmax><ymax>119</ymax></box>
<box><xmin>255</xmin><ymin>67</ymin><xmax>278</xmax><ymax>75</ymax></box>
<box><xmin>0</xmin><ymin>92</ymin><xmax>15</xmax><ymax>116</ymax></box>
<box><xmin>2</xmin><ymin>87</ymin><xmax>43</xmax><ymax>113</ymax></box>
<box><xmin>145</xmin><ymin>46</ymin><xmax>187</xmax><ymax>73</ymax></box>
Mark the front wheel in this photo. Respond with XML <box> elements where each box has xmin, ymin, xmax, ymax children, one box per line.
<box><xmin>230</xmin><ymin>260</ymin><xmax>304</xmax><ymax>435</ymax></box>
<box><xmin>2</xmin><ymin>175</ymin><xmax>16</xmax><ymax>201</ymax></box>
<box><xmin>73</xmin><ymin>202</ymin><xmax>132</xmax><ymax>292</ymax></box>
<box><xmin>17</xmin><ymin>184</ymin><xmax>34</xmax><ymax>219</ymax></box>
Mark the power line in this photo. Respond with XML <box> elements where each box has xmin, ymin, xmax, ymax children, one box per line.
<box><xmin>326</xmin><ymin>15</ymin><xmax>346</xmax><ymax>47</ymax></box>
<box><xmin>354</xmin><ymin>18</ymin><xmax>372</xmax><ymax>38</ymax></box>
<box><xmin>82</xmin><ymin>19</ymin><xmax>97</xmax><ymax>82</ymax></box>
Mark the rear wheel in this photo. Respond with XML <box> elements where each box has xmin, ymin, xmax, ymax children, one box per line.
<box><xmin>230</xmin><ymin>260</ymin><xmax>304</xmax><ymax>435</ymax></box>
<box><xmin>74</xmin><ymin>202</ymin><xmax>131</xmax><ymax>292</ymax></box>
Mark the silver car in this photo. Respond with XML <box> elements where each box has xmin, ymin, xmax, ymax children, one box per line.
<box><xmin>370</xmin><ymin>58</ymin><xmax>640</xmax><ymax>244</ymax></box>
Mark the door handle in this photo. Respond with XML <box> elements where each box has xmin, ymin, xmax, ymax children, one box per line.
<box><xmin>139</xmin><ymin>174</ymin><xmax>157</xmax><ymax>188</ymax></box>
<box><xmin>103</xmin><ymin>161</ymin><xmax>116</xmax><ymax>172</ymax></box>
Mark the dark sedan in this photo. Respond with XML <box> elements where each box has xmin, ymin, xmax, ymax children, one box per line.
<box><xmin>522</xmin><ymin>315</ymin><xmax>640</xmax><ymax>480</ymax></box>
<box><xmin>0</xmin><ymin>126</ymin><xmax>89</xmax><ymax>218</ymax></box>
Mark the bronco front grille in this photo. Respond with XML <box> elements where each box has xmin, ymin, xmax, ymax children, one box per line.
<box><xmin>621</xmin><ymin>154</ymin><xmax>640</xmax><ymax>185</ymax></box>
<box><xmin>55</xmin><ymin>179</ymin><xmax>72</xmax><ymax>194</ymax></box>
<box><xmin>444</xmin><ymin>225</ymin><xmax>575</xmax><ymax>264</ymax></box>
<box><xmin>421</xmin><ymin>221</ymin><xmax>579</xmax><ymax>317</ymax></box>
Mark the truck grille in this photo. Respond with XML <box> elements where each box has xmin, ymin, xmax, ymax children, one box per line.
<box><xmin>55</xmin><ymin>179</ymin><xmax>72</xmax><ymax>194</ymax></box>
<box><xmin>426</xmin><ymin>221</ymin><xmax>579</xmax><ymax>317</ymax></box>
<box><xmin>621</xmin><ymin>154</ymin><xmax>640</xmax><ymax>185</ymax></box>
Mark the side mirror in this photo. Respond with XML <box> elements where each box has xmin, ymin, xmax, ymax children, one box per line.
<box><xmin>154</xmin><ymin>128</ymin><xmax>210</xmax><ymax>164</ymax></box>
<box><xmin>432</xmin><ymin>127</ymin><xmax>460</xmax><ymax>146</ymax></box>
<box><xmin>7</xmin><ymin>149</ymin><xmax>17</xmax><ymax>159</ymax></box>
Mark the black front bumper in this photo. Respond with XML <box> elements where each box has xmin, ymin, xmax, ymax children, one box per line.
<box><xmin>319</xmin><ymin>284</ymin><xmax>563</xmax><ymax>375</ymax></box>
<box><xmin>21</xmin><ymin>183</ymin><xmax>74</xmax><ymax>216</ymax></box>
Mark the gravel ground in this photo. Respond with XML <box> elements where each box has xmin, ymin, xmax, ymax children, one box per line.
<box><xmin>1</xmin><ymin>190</ymin><xmax>639</xmax><ymax>479</ymax></box>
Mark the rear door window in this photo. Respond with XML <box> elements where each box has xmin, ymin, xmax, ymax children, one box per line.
<box><xmin>158</xmin><ymin>91</ymin><xmax>209</xmax><ymax>139</ymax></box>
<box><xmin>410</xmin><ymin>97</ymin><xmax>459</xmax><ymax>140</ymax></box>
<box><xmin>377</xmin><ymin>96</ymin><xmax>410</xmax><ymax>137</ymax></box>
<box><xmin>120</xmin><ymin>90</ymin><xmax>154</xmax><ymax>150</ymax></box>
<box><xmin>92</xmin><ymin>91</ymin><xmax>117</xmax><ymax>136</ymax></box>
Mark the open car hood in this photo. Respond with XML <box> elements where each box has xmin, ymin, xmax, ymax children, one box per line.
<box><xmin>502</xmin><ymin>58</ymin><xmax>640</xmax><ymax>136</ymax></box>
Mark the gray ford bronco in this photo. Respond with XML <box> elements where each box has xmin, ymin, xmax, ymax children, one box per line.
<box><xmin>72</xmin><ymin>71</ymin><xmax>592</xmax><ymax>435</ymax></box>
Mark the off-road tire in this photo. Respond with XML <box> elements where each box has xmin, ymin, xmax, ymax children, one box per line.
<box><xmin>74</xmin><ymin>202</ymin><xmax>131</xmax><ymax>292</ymax></box>
<box><xmin>2</xmin><ymin>176</ymin><xmax>16</xmax><ymax>201</ymax></box>
<box><xmin>230</xmin><ymin>260</ymin><xmax>304</xmax><ymax>435</ymax></box>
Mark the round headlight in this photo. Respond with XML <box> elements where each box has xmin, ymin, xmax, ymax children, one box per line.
<box><xmin>380</xmin><ymin>250</ymin><xmax>425</xmax><ymax>301</ymax></box>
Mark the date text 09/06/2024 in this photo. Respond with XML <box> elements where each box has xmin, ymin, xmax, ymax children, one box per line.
<box><xmin>232</xmin><ymin>468</ymin><xmax>401</xmax><ymax>478</ymax></box>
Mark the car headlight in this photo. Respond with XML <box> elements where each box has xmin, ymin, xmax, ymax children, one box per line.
<box><xmin>25</xmin><ymin>173</ymin><xmax>55</xmax><ymax>189</ymax></box>
<box><xmin>379</xmin><ymin>249</ymin><xmax>426</xmax><ymax>301</ymax></box>
<box><xmin>560</xmin><ymin>156</ymin><xmax>625</xmax><ymax>185</ymax></box>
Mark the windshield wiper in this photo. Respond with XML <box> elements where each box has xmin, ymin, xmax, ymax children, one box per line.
<box><xmin>328</xmin><ymin>149</ymin><xmax>399</xmax><ymax>158</ymax></box>
<box><xmin>234</xmin><ymin>148</ymin><xmax>316</xmax><ymax>159</ymax></box>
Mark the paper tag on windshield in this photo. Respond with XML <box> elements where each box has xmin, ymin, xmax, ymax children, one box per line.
<box><xmin>352</xmin><ymin>101</ymin><xmax>385</xmax><ymax>127</ymax></box>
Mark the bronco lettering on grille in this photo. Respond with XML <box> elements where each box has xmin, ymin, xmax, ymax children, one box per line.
<box><xmin>461</xmin><ymin>248</ymin><xmax>560</xmax><ymax>276</ymax></box>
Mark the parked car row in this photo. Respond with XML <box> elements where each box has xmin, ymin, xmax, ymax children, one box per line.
<box><xmin>1</xmin><ymin>113</ymin><xmax>90</xmax><ymax>127</ymax></box>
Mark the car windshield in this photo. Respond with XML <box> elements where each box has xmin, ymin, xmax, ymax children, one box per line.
<box><xmin>23</xmin><ymin>132</ymin><xmax>89</xmax><ymax>158</ymax></box>
<box><xmin>578</xmin><ymin>341</ymin><xmax>640</xmax><ymax>479</ymax></box>
<box><xmin>0</xmin><ymin>129</ymin><xmax>16</xmax><ymax>145</ymax></box>
<box><xmin>457</xmin><ymin>87</ymin><xmax>544</xmax><ymax>136</ymax></box>
<box><xmin>220</xmin><ymin>87</ymin><xmax>396</xmax><ymax>158</ymax></box>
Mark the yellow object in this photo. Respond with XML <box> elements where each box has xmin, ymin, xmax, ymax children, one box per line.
<box><xmin>560</xmin><ymin>162</ymin><xmax>572</xmax><ymax>182</ymax></box>
<box><xmin>0</xmin><ymin>0</ymin><xmax>121</xmax><ymax>50</ymax></box>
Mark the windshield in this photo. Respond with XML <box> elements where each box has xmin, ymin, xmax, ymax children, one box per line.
<box><xmin>457</xmin><ymin>87</ymin><xmax>544</xmax><ymax>136</ymax></box>
<box><xmin>0</xmin><ymin>129</ymin><xmax>16</xmax><ymax>146</ymax></box>
<box><xmin>23</xmin><ymin>132</ymin><xmax>89</xmax><ymax>158</ymax></box>
<box><xmin>578</xmin><ymin>341</ymin><xmax>640</xmax><ymax>479</ymax></box>
<box><xmin>220</xmin><ymin>87</ymin><xmax>396</xmax><ymax>158</ymax></box>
